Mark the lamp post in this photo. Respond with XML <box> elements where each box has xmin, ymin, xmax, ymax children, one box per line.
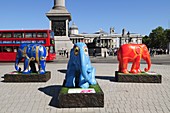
<box><xmin>127</xmin><ymin>31</ymin><xmax>130</xmax><ymax>43</ymax></box>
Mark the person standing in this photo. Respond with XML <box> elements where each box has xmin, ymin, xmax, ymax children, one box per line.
<box><xmin>93</xmin><ymin>49</ymin><xmax>96</xmax><ymax>57</ymax></box>
<box><xmin>65</xmin><ymin>49</ymin><xmax>69</xmax><ymax>58</ymax></box>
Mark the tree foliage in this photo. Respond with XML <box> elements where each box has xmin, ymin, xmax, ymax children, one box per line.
<box><xmin>164</xmin><ymin>29</ymin><xmax>170</xmax><ymax>42</ymax></box>
<box><xmin>142</xmin><ymin>26</ymin><xmax>170</xmax><ymax>49</ymax></box>
<box><xmin>142</xmin><ymin>35</ymin><xmax>151</xmax><ymax>47</ymax></box>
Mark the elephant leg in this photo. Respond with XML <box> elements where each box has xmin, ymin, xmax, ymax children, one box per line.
<box><xmin>75</xmin><ymin>71</ymin><xmax>80</xmax><ymax>87</ymax></box>
<box><xmin>131</xmin><ymin>57</ymin><xmax>141</xmax><ymax>73</ymax></box>
<box><xmin>23</xmin><ymin>58</ymin><xmax>30</xmax><ymax>74</ymax></box>
<box><xmin>79</xmin><ymin>74</ymin><xmax>89</xmax><ymax>88</ymax></box>
<box><xmin>137</xmin><ymin>63</ymin><xmax>142</xmax><ymax>73</ymax></box>
<box><xmin>136</xmin><ymin>63</ymin><xmax>141</xmax><ymax>73</ymax></box>
<box><xmin>65</xmin><ymin>69</ymin><xmax>76</xmax><ymax>87</ymax></box>
<box><xmin>88</xmin><ymin>67</ymin><xmax>97</xmax><ymax>85</ymax></box>
<box><xmin>121</xmin><ymin>59</ymin><xmax>129</xmax><ymax>73</ymax></box>
<box><xmin>130</xmin><ymin>61</ymin><xmax>138</xmax><ymax>73</ymax></box>
<box><xmin>38</xmin><ymin>60</ymin><xmax>46</xmax><ymax>74</ymax></box>
<box><xmin>118</xmin><ymin>61</ymin><xmax>122</xmax><ymax>72</ymax></box>
<box><xmin>30</xmin><ymin>61</ymin><xmax>37</xmax><ymax>73</ymax></box>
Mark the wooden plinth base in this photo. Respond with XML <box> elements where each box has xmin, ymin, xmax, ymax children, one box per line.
<box><xmin>115</xmin><ymin>71</ymin><xmax>162</xmax><ymax>83</ymax></box>
<box><xmin>4</xmin><ymin>71</ymin><xmax>51</xmax><ymax>82</ymax></box>
<box><xmin>58</xmin><ymin>82</ymin><xmax>104</xmax><ymax>108</ymax></box>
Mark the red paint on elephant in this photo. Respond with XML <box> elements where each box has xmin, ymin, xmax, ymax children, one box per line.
<box><xmin>117</xmin><ymin>44</ymin><xmax>151</xmax><ymax>74</ymax></box>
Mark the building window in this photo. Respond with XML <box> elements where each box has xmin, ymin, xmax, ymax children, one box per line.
<box><xmin>2</xmin><ymin>32</ymin><xmax>12</xmax><ymax>38</ymax></box>
<box><xmin>1</xmin><ymin>46</ymin><xmax>18</xmax><ymax>52</ymax></box>
<box><xmin>37</xmin><ymin>32</ymin><xmax>47</xmax><ymax>38</ymax></box>
<box><xmin>25</xmin><ymin>32</ymin><xmax>36</xmax><ymax>38</ymax></box>
<box><xmin>14</xmin><ymin>32</ymin><xmax>24</xmax><ymax>38</ymax></box>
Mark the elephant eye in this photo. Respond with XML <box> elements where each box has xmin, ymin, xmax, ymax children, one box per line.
<box><xmin>84</xmin><ymin>47</ymin><xmax>88</xmax><ymax>55</ymax></box>
<box><xmin>40</xmin><ymin>57</ymin><xmax>45</xmax><ymax>60</ymax></box>
<box><xmin>74</xmin><ymin>46</ymin><xmax>79</xmax><ymax>56</ymax></box>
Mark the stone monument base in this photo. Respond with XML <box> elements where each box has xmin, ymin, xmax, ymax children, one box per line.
<box><xmin>58</xmin><ymin>81</ymin><xmax>104</xmax><ymax>108</ymax></box>
<box><xmin>4</xmin><ymin>71</ymin><xmax>51</xmax><ymax>82</ymax></box>
<box><xmin>54</xmin><ymin>36</ymin><xmax>73</xmax><ymax>55</ymax></box>
<box><xmin>115</xmin><ymin>71</ymin><xmax>162</xmax><ymax>83</ymax></box>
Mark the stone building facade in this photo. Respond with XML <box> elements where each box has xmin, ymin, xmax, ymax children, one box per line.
<box><xmin>69</xmin><ymin>23</ymin><xmax>143</xmax><ymax>49</ymax></box>
<box><xmin>46</xmin><ymin>0</ymin><xmax>143</xmax><ymax>56</ymax></box>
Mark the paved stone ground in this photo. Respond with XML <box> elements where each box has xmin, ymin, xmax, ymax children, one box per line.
<box><xmin>0</xmin><ymin>62</ymin><xmax>170</xmax><ymax>113</ymax></box>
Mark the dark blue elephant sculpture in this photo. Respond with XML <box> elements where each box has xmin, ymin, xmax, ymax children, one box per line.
<box><xmin>65</xmin><ymin>42</ymin><xmax>97</xmax><ymax>88</ymax></box>
<box><xmin>15</xmin><ymin>44</ymin><xmax>48</xmax><ymax>74</ymax></box>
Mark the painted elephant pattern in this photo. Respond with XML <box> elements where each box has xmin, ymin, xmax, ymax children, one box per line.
<box><xmin>65</xmin><ymin>42</ymin><xmax>97</xmax><ymax>88</ymax></box>
<box><xmin>15</xmin><ymin>44</ymin><xmax>48</xmax><ymax>74</ymax></box>
<box><xmin>117</xmin><ymin>44</ymin><xmax>151</xmax><ymax>74</ymax></box>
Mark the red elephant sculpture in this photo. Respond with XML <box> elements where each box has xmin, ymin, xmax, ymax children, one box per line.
<box><xmin>117</xmin><ymin>44</ymin><xmax>151</xmax><ymax>74</ymax></box>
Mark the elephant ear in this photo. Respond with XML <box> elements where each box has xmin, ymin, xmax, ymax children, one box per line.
<box><xmin>135</xmin><ymin>46</ymin><xmax>142</xmax><ymax>54</ymax></box>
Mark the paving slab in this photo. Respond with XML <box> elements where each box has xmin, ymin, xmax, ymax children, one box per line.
<box><xmin>0</xmin><ymin>62</ymin><xmax>170</xmax><ymax>113</ymax></box>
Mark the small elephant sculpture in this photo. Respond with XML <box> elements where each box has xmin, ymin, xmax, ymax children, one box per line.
<box><xmin>65</xmin><ymin>42</ymin><xmax>97</xmax><ymax>88</ymax></box>
<box><xmin>117</xmin><ymin>44</ymin><xmax>151</xmax><ymax>74</ymax></box>
<box><xmin>15</xmin><ymin>44</ymin><xmax>48</xmax><ymax>74</ymax></box>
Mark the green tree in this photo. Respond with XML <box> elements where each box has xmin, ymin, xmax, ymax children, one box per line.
<box><xmin>149</xmin><ymin>26</ymin><xmax>167</xmax><ymax>49</ymax></box>
<box><xmin>164</xmin><ymin>29</ymin><xmax>170</xmax><ymax>42</ymax></box>
<box><xmin>142</xmin><ymin>35</ymin><xmax>151</xmax><ymax>48</ymax></box>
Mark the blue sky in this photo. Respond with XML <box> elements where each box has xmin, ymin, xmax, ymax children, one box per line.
<box><xmin>0</xmin><ymin>0</ymin><xmax>170</xmax><ymax>35</ymax></box>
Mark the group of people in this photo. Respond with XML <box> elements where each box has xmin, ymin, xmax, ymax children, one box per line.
<box><xmin>150</xmin><ymin>48</ymin><xmax>169</xmax><ymax>57</ymax></box>
<box><xmin>61</xmin><ymin>48</ymin><xmax>69</xmax><ymax>58</ymax></box>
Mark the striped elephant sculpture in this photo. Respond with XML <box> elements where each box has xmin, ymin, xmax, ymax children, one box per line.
<box><xmin>15</xmin><ymin>44</ymin><xmax>48</xmax><ymax>74</ymax></box>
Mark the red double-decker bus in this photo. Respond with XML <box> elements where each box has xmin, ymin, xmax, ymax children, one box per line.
<box><xmin>0</xmin><ymin>29</ymin><xmax>56</xmax><ymax>61</ymax></box>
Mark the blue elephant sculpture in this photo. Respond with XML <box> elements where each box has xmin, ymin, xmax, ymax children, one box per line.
<box><xmin>15</xmin><ymin>44</ymin><xmax>48</xmax><ymax>74</ymax></box>
<box><xmin>65</xmin><ymin>42</ymin><xmax>97</xmax><ymax>88</ymax></box>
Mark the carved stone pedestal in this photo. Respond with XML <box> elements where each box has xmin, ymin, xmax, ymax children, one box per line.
<box><xmin>4</xmin><ymin>71</ymin><xmax>51</xmax><ymax>82</ymax></box>
<box><xmin>115</xmin><ymin>71</ymin><xmax>162</xmax><ymax>83</ymax></box>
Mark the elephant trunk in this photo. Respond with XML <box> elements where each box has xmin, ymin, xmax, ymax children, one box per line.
<box><xmin>80</xmin><ymin>51</ymin><xmax>89</xmax><ymax>81</ymax></box>
<box><xmin>144</xmin><ymin>56</ymin><xmax>151</xmax><ymax>72</ymax></box>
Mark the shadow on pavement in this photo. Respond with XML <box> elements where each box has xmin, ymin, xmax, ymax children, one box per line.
<box><xmin>58</xmin><ymin>69</ymin><xmax>67</xmax><ymax>74</ymax></box>
<box><xmin>38</xmin><ymin>85</ymin><xmax>61</xmax><ymax>108</ymax></box>
<box><xmin>95</xmin><ymin>76</ymin><xmax>115</xmax><ymax>82</ymax></box>
<box><xmin>1</xmin><ymin>75</ymin><xmax>4</xmax><ymax>82</ymax></box>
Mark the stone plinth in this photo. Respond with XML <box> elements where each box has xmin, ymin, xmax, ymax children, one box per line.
<box><xmin>58</xmin><ymin>82</ymin><xmax>104</xmax><ymax>108</ymax></box>
<box><xmin>115</xmin><ymin>71</ymin><xmax>162</xmax><ymax>83</ymax></box>
<box><xmin>4</xmin><ymin>71</ymin><xmax>51</xmax><ymax>82</ymax></box>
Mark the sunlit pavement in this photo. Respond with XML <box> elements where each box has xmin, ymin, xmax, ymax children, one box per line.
<box><xmin>0</xmin><ymin>58</ymin><xmax>170</xmax><ymax>113</ymax></box>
